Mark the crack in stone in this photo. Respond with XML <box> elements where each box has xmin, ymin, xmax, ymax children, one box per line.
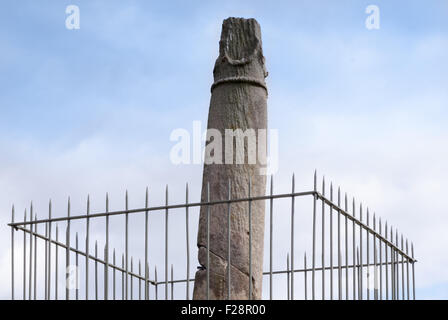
<box><xmin>197</xmin><ymin>244</ymin><xmax>252</xmax><ymax>279</ymax></box>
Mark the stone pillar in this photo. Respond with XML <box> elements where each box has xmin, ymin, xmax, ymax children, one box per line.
<box><xmin>193</xmin><ymin>17</ymin><xmax>268</xmax><ymax>300</ymax></box>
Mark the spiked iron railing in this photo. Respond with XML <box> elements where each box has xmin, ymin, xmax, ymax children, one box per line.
<box><xmin>8</xmin><ymin>172</ymin><xmax>417</xmax><ymax>300</ymax></box>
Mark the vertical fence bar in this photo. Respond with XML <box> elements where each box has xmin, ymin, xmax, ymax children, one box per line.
<box><xmin>66</xmin><ymin>197</ymin><xmax>71</xmax><ymax>300</ymax></box>
<box><xmin>401</xmin><ymin>235</ymin><xmax>404</xmax><ymax>300</ymax></box>
<box><xmin>125</xmin><ymin>191</ymin><xmax>129</xmax><ymax>300</ymax></box>
<box><xmin>330</xmin><ymin>183</ymin><xmax>333</xmax><ymax>300</ymax></box>
<box><xmin>391</xmin><ymin>230</ymin><xmax>394</xmax><ymax>300</ymax></box>
<box><xmin>130</xmin><ymin>258</ymin><xmax>133</xmax><ymax>300</ymax></box>
<box><xmin>44</xmin><ymin>222</ymin><xmax>48</xmax><ymax>300</ymax></box>
<box><xmin>312</xmin><ymin>170</ymin><xmax>317</xmax><ymax>300</ymax></box>
<box><xmin>105</xmin><ymin>246</ymin><xmax>107</xmax><ymax>300</ymax></box>
<box><xmin>55</xmin><ymin>226</ymin><xmax>59</xmax><ymax>300</ymax></box>
<box><xmin>373</xmin><ymin>214</ymin><xmax>377</xmax><ymax>300</ymax></box>
<box><xmin>171</xmin><ymin>264</ymin><xmax>174</xmax><ymax>300</ymax></box>
<box><xmin>166</xmin><ymin>185</ymin><xmax>169</xmax><ymax>300</ymax></box>
<box><xmin>286</xmin><ymin>254</ymin><xmax>290</xmax><ymax>300</ymax></box>
<box><xmin>139</xmin><ymin>260</ymin><xmax>142</xmax><ymax>300</ymax></box>
<box><xmin>392</xmin><ymin>238</ymin><xmax>396</xmax><ymax>299</ymax></box>
<box><xmin>394</xmin><ymin>246</ymin><xmax>398</xmax><ymax>300</ymax></box>
<box><xmin>34</xmin><ymin>214</ymin><xmax>37</xmax><ymax>300</ymax></box>
<box><xmin>395</xmin><ymin>231</ymin><xmax>399</xmax><ymax>300</ymax></box>
<box><xmin>352</xmin><ymin>198</ymin><xmax>356</xmax><ymax>300</ymax></box>
<box><xmin>359</xmin><ymin>204</ymin><xmax>363</xmax><ymax>300</ymax></box>
<box><xmin>290</xmin><ymin>174</ymin><xmax>294</xmax><ymax>300</ymax></box>
<box><xmin>146</xmin><ymin>263</ymin><xmax>149</xmax><ymax>300</ymax></box>
<box><xmin>366</xmin><ymin>210</ymin><xmax>370</xmax><ymax>300</ymax></box>
<box><xmin>397</xmin><ymin>239</ymin><xmax>400</xmax><ymax>300</ymax></box>
<box><xmin>394</xmin><ymin>236</ymin><xmax>400</xmax><ymax>300</ymax></box>
<box><xmin>29</xmin><ymin>203</ymin><xmax>33</xmax><ymax>300</ymax></box>
<box><xmin>375</xmin><ymin>248</ymin><xmax>378</xmax><ymax>300</ymax></box>
<box><xmin>344</xmin><ymin>194</ymin><xmax>348</xmax><ymax>300</ymax></box>
<box><xmin>337</xmin><ymin>187</ymin><xmax>341</xmax><ymax>300</ymax></box>
<box><xmin>11</xmin><ymin>205</ymin><xmax>14</xmax><ymax>300</ymax></box>
<box><xmin>385</xmin><ymin>222</ymin><xmax>389</xmax><ymax>300</ymax></box>
<box><xmin>48</xmin><ymin>201</ymin><xmax>52</xmax><ymax>300</ymax></box>
<box><xmin>304</xmin><ymin>253</ymin><xmax>307</xmax><ymax>300</ymax></box>
<box><xmin>145</xmin><ymin>187</ymin><xmax>149</xmax><ymax>300</ymax></box>
<box><xmin>391</xmin><ymin>245</ymin><xmax>397</xmax><ymax>300</ymax></box>
<box><xmin>406</xmin><ymin>239</ymin><xmax>410</xmax><ymax>300</ymax></box>
<box><xmin>411</xmin><ymin>243</ymin><xmax>415</xmax><ymax>300</ymax></box>
<box><xmin>397</xmin><ymin>237</ymin><xmax>400</xmax><ymax>300</ymax></box>
<box><xmin>206</xmin><ymin>182</ymin><xmax>210</xmax><ymax>300</ymax></box>
<box><xmin>228</xmin><ymin>179</ymin><xmax>232</xmax><ymax>300</ymax></box>
<box><xmin>113</xmin><ymin>249</ymin><xmax>116</xmax><ymax>300</ymax></box>
<box><xmin>357</xmin><ymin>248</ymin><xmax>360</xmax><ymax>300</ymax></box>
<box><xmin>121</xmin><ymin>254</ymin><xmax>124</xmax><ymax>300</ymax></box>
<box><xmin>392</xmin><ymin>244</ymin><xmax>395</xmax><ymax>300</ymax></box>
<box><xmin>76</xmin><ymin>233</ymin><xmax>79</xmax><ymax>300</ymax></box>
<box><xmin>86</xmin><ymin>196</ymin><xmax>90</xmax><ymax>300</ymax></box>
<box><xmin>186</xmin><ymin>184</ymin><xmax>190</xmax><ymax>300</ymax></box>
<box><xmin>379</xmin><ymin>218</ymin><xmax>383</xmax><ymax>300</ymax></box>
<box><xmin>45</xmin><ymin>221</ymin><xmax>48</xmax><ymax>299</ymax></box>
<box><xmin>11</xmin><ymin>206</ymin><xmax>17</xmax><ymax>301</ymax></box>
<box><xmin>391</xmin><ymin>228</ymin><xmax>394</xmax><ymax>300</ymax></box>
<box><xmin>249</xmin><ymin>177</ymin><xmax>253</xmax><ymax>300</ymax></box>
<box><xmin>105</xmin><ymin>193</ymin><xmax>109</xmax><ymax>300</ymax></box>
<box><xmin>23</xmin><ymin>209</ymin><xmax>27</xmax><ymax>300</ymax></box>
<box><xmin>321</xmin><ymin>176</ymin><xmax>325</xmax><ymax>300</ymax></box>
<box><xmin>155</xmin><ymin>266</ymin><xmax>158</xmax><ymax>300</ymax></box>
<box><xmin>269</xmin><ymin>176</ymin><xmax>273</xmax><ymax>300</ymax></box>
<box><xmin>95</xmin><ymin>241</ymin><xmax>98</xmax><ymax>300</ymax></box>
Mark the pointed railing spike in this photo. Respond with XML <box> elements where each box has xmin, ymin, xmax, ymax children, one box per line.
<box><xmin>286</xmin><ymin>253</ymin><xmax>290</xmax><ymax>300</ymax></box>
<box><xmin>23</xmin><ymin>209</ymin><xmax>27</xmax><ymax>300</ymax></box>
<box><xmin>125</xmin><ymin>190</ymin><xmax>129</xmax><ymax>300</ymax></box>
<box><xmin>321</xmin><ymin>175</ymin><xmax>325</xmax><ymax>300</ymax></box>
<box><xmin>185</xmin><ymin>183</ymin><xmax>190</xmax><ymax>300</ymax></box>
<box><xmin>165</xmin><ymin>184</ymin><xmax>169</xmax><ymax>300</ymax></box>
<box><xmin>47</xmin><ymin>200</ymin><xmax>52</xmax><ymax>300</ymax></box>
<box><xmin>11</xmin><ymin>204</ymin><xmax>14</xmax><ymax>300</ymax></box>
<box><xmin>290</xmin><ymin>173</ymin><xmax>295</xmax><ymax>300</ymax></box>
<box><xmin>145</xmin><ymin>186</ymin><xmax>149</xmax><ymax>300</ymax></box>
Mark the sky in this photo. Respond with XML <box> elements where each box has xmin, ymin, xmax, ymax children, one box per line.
<box><xmin>0</xmin><ymin>0</ymin><xmax>447</xmax><ymax>300</ymax></box>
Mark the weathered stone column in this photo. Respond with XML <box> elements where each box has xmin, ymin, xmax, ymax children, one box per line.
<box><xmin>193</xmin><ymin>17</ymin><xmax>268</xmax><ymax>300</ymax></box>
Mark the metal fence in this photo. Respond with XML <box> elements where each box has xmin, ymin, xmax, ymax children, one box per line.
<box><xmin>8</xmin><ymin>171</ymin><xmax>417</xmax><ymax>300</ymax></box>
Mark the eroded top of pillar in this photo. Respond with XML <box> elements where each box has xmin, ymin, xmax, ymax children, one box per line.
<box><xmin>211</xmin><ymin>17</ymin><xmax>268</xmax><ymax>93</ymax></box>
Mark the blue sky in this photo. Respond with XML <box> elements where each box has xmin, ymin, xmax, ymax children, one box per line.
<box><xmin>0</xmin><ymin>1</ymin><xmax>447</xmax><ymax>299</ymax></box>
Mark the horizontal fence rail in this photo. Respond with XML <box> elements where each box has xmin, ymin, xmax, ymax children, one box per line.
<box><xmin>8</xmin><ymin>172</ymin><xmax>417</xmax><ymax>300</ymax></box>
